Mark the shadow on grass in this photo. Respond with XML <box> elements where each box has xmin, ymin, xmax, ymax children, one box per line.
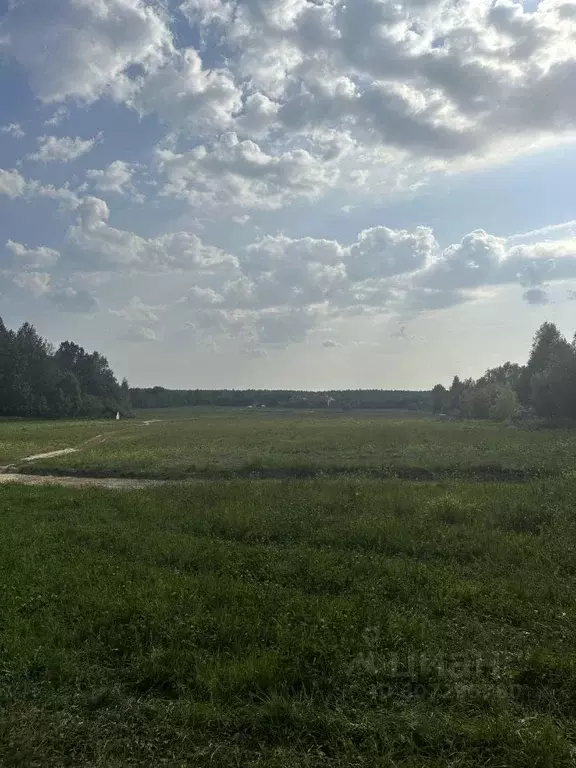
<box><xmin>15</xmin><ymin>463</ymin><xmax>555</xmax><ymax>483</ymax></box>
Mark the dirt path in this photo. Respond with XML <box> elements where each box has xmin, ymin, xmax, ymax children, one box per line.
<box><xmin>0</xmin><ymin>433</ymin><xmax>109</xmax><ymax>475</ymax></box>
<box><xmin>0</xmin><ymin>473</ymin><xmax>165</xmax><ymax>490</ymax></box>
<box><xmin>22</xmin><ymin>447</ymin><xmax>78</xmax><ymax>462</ymax></box>
<box><xmin>0</xmin><ymin>420</ymin><xmax>161</xmax><ymax>478</ymax></box>
<box><xmin>0</xmin><ymin>419</ymin><xmax>171</xmax><ymax>488</ymax></box>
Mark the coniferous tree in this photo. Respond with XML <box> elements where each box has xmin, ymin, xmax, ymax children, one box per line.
<box><xmin>0</xmin><ymin>317</ymin><xmax>131</xmax><ymax>419</ymax></box>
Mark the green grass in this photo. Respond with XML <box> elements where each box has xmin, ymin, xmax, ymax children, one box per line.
<box><xmin>7</xmin><ymin>407</ymin><xmax>576</xmax><ymax>480</ymax></box>
<box><xmin>3</xmin><ymin>410</ymin><xmax>576</xmax><ymax>764</ymax></box>
<box><xmin>0</xmin><ymin>418</ymin><xmax>126</xmax><ymax>465</ymax></box>
<box><xmin>1</xmin><ymin>478</ymin><xmax>576</xmax><ymax>766</ymax></box>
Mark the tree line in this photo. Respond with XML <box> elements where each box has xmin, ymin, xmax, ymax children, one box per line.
<box><xmin>130</xmin><ymin>387</ymin><xmax>432</xmax><ymax>411</ymax></box>
<box><xmin>432</xmin><ymin>322</ymin><xmax>576</xmax><ymax>422</ymax></box>
<box><xmin>0</xmin><ymin>318</ymin><xmax>131</xmax><ymax>418</ymax></box>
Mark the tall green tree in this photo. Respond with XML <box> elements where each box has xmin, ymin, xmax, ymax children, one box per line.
<box><xmin>517</xmin><ymin>322</ymin><xmax>570</xmax><ymax>406</ymax></box>
<box><xmin>432</xmin><ymin>384</ymin><xmax>448</xmax><ymax>414</ymax></box>
<box><xmin>448</xmin><ymin>376</ymin><xmax>465</xmax><ymax>413</ymax></box>
<box><xmin>0</xmin><ymin>318</ymin><xmax>131</xmax><ymax>419</ymax></box>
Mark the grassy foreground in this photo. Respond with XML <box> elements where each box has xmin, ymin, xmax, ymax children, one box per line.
<box><xmin>1</xmin><ymin>478</ymin><xmax>576</xmax><ymax>766</ymax></box>
<box><xmin>8</xmin><ymin>408</ymin><xmax>576</xmax><ymax>480</ymax></box>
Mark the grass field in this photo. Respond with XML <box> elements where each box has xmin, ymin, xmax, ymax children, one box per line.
<box><xmin>2</xmin><ymin>410</ymin><xmax>576</xmax><ymax>765</ymax></box>
<box><xmin>0</xmin><ymin>418</ymin><xmax>125</xmax><ymax>466</ymax></box>
<box><xmin>5</xmin><ymin>407</ymin><xmax>576</xmax><ymax>480</ymax></box>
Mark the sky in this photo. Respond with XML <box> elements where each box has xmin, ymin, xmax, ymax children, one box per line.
<box><xmin>1</xmin><ymin>0</ymin><xmax>576</xmax><ymax>390</ymax></box>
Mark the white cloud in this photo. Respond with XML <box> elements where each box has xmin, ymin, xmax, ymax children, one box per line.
<box><xmin>49</xmin><ymin>286</ymin><xmax>99</xmax><ymax>313</ymax></box>
<box><xmin>179</xmin><ymin>0</ymin><xmax>576</xmax><ymax>176</ymax></box>
<box><xmin>19</xmin><ymin>194</ymin><xmax>573</xmax><ymax>348</ymax></box>
<box><xmin>129</xmin><ymin>48</ymin><xmax>242</xmax><ymax>131</ymax></box>
<box><xmin>0</xmin><ymin>169</ymin><xmax>27</xmax><ymax>198</ymax></box>
<box><xmin>13</xmin><ymin>271</ymin><xmax>52</xmax><ymax>297</ymax></box>
<box><xmin>508</xmin><ymin>220</ymin><xmax>576</xmax><ymax>244</ymax></box>
<box><xmin>1</xmin><ymin>123</ymin><xmax>25</xmax><ymax>138</ymax></box>
<box><xmin>43</xmin><ymin>107</ymin><xmax>68</xmax><ymax>127</ymax></box>
<box><xmin>85</xmin><ymin>160</ymin><xmax>139</xmax><ymax>197</ymax></box>
<box><xmin>0</xmin><ymin>167</ymin><xmax>80</xmax><ymax>206</ymax></box>
<box><xmin>181</xmin><ymin>0</ymin><xmax>235</xmax><ymax>27</ymax></box>
<box><xmin>418</xmin><ymin>230</ymin><xmax>509</xmax><ymax>290</ymax></box>
<box><xmin>0</xmin><ymin>0</ymin><xmax>172</xmax><ymax>104</ymax></box>
<box><xmin>110</xmin><ymin>296</ymin><xmax>164</xmax><ymax>324</ymax></box>
<box><xmin>30</xmin><ymin>182</ymin><xmax>80</xmax><ymax>208</ymax></box>
<box><xmin>67</xmin><ymin>196</ymin><xmax>239</xmax><ymax>273</ymax></box>
<box><xmin>413</xmin><ymin>230</ymin><xmax>576</xmax><ymax>310</ymax></box>
<box><xmin>156</xmin><ymin>132</ymin><xmax>347</xmax><ymax>210</ymax></box>
<box><xmin>6</xmin><ymin>240</ymin><xmax>60</xmax><ymax>268</ymax></box>
<box><xmin>3</xmin><ymin>0</ymin><xmax>576</xmax><ymax>211</ymax></box>
<box><xmin>121</xmin><ymin>326</ymin><xmax>159</xmax><ymax>342</ymax></box>
<box><xmin>347</xmin><ymin>226</ymin><xmax>438</xmax><ymax>281</ymax></box>
<box><xmin>110</xmin><ymin>296</ymin><xmax>164</xmax><ymax>341</ymax></box>
<box><xmin>184</xmin><ymin>286</ymin><xmax>226</xmax><ymax>307</ymax></box>
<box><xmin>29</xmin><ymin>135</ymin><xmax>97</xmax><ymax>163</ymax></box>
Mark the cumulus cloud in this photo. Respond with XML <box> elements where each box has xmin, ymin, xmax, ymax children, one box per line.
<box><xmin>3</xmin><ymin>0</ymin><xmax>576</xmax><ymax>212</ymax></box>
<box><xmin>110</xmin><ymin>296</ymin><xmax>164</xmax><ymax>341</ymax></box>
<box><xmin>172</xmin><ymin>222</ymin><xmax>576</xmax><ymax>346</ymax></box>
<box><xmin>29</xmin><ymin>181</ymin><xmax>80</xmax><ymax>209</ymax></box>
<box><xmin>347</xmin><ymin>226</ymin><xmax>438</xmax><ymax>281</ymax></box>
<box><xmin>179</xmin><ymin>0</ymin><xmax>576</xmax><ymax>174</ymax></box>
<box><xmin>49</xmin><ymin>286</ymin><xmax>99</xmax><ymax>313</ymax></box>
<box><xmin>156</xmin><ymin>132</ymin><xmax>347</xmax><ymax>210</ymax></box>
<box><xmin>67</xmin><ymin>196</ymin><xmax>238</xmax><ymax>273</ymax></box>
<box><xmin>0</xmin><ymin>0</ymin><xmax>172</xmax><ymax>104</ymax></box>
<box><xmin>13</xmin><ymin>271</ymin><xmax>52</xmax><ymax>297</ymax></box>
<box><xmin>6</xmin><ymin>240</ymin><xmax>60</xmax><ymax>268</ymax></box>
<box><xmin>110</xmin><ymin>296</ymin><xmax>164</xmax><ymax>324</ymax></box>
<box><xmin>508</xmin><ymin>220</ymin><xmax>576</xmax><ymax>245</ymax></box>
<box><xmin>0</xmin><ymin>169</ymin><xmax>27</xmax><ymax>198</ymax></box>
<box><xmin>0</xmin><ymin>168</ymin><xmax>80</xmax><ymax>207</ymax></box>
<box><xmin>43</xmin><ymin>107</ymin><xmax>68</xmax><ymax>127</ymax></box>
<box><xmin>415</xmin><ymin>230</ymin><xmax>576</xmax><ymax>309</ymax></box>
<box><xmin>129</xmin><ymin>48</ymin><xmax>242</xmax><ymax>131</ymax></box>
<box><xmin>1</xmin><ymin>123</ymin><xmax>25</xmax><ymax>138</ymax></box>
<box><xmin>1</xmin><ymin>0</ymin><xmax>244</xmax><ymax>138</ymax></box>
<box><xmin>29</xmin><ymin>135</ymin><xmax>97</xmax><ymax>163</ymax></box>
<box><xmin>85</xmin><ymin>160</ymin><xmax>140</xmax><ymax>197</ymax></box>
<box><xmin>6</xmin><ymin>0</ymin><xmax>576</xmax><ymax>365</ymax></box>
<box><xmin>10</xmin><ymin>197</ymin><xmax>576</xmax><ymax>348</ymax></box>
<box><xmin>418</xmin><ymin>230</ymin><xmax>508</xmax><ymax>290</ymax></box>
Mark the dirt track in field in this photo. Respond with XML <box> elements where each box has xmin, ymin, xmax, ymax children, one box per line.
<box><xmin>0</xmin><ymin>421</ymin><xmax>162</xmax><ymax>488</ymax></box>
<box><xmin>0</xmin><ymin>473</ymin><xmax>165</xmax><ymax>490</ymax></box>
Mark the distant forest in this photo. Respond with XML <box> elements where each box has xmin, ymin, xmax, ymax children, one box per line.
<box><xmin>130</xmin><ymin>388</ymin><xmax>433</xmax><ymax>411</ymax></box>
<box><xmin>0</xmin><ymin>318</ymin><xmax>131</xmax><ymax>418</ymax></box>
<box><xmin>433</xmin><ymin>322</ymin><xmax>576</xmax><ymax>422</ymax></box>
<box><xmin>5</xmin><ymin>317</ymin><xmax>574</xmax><ymax>422</ymax></box>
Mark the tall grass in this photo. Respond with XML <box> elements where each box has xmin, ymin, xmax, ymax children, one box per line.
<box><xmin>11</xmin><ymin>409</ymin><xmax>576</xmax><ymax>480</ymax></box>
<box><xmin>1</xmin><ymin>478</ymin><xmax>576</xmax><ymax>765</ymax></box>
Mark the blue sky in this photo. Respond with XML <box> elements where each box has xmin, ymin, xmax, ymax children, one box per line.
<box><xmin>1</xmin><ymin>0</ymin><xmax>576</xmax><ymax>389</ymax></box>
